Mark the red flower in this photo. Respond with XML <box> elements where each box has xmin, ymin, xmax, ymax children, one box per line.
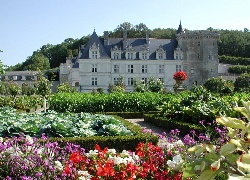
<box><xmin>96</xmin><ymin>159</ymin><xmax>115</xmax><ymax>177</ymax></box>
<box><xmin>173</xmin><ymin>71</ymin><xmax>187</xmax><ymax>81</ymax></box>
<box><xmin>69</xmin><ymin>151</ymin><xmax>84</xmax><ymax>165</ymax></box>
<box><xmin>63</xmin><ymin>166</ymin><xmax>71</xmax><ymax>174</ymax></box>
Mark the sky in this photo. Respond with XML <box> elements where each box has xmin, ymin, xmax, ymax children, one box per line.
<box><xmin>0</xmin><ymin>0</ymin><xmax>249</xmax><ymax>67</ymax></box>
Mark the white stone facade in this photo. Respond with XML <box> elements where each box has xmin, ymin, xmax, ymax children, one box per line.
<box><xmin>60</xmin><ymin>23</ymin><xmax>219</xmax><ymax>92</ymax></box>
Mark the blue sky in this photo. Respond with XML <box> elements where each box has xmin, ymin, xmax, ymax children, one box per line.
<box><xmin>0</xmin><ymin>0</ymin><xmax>249</xmax><ymax>67</ymax></box>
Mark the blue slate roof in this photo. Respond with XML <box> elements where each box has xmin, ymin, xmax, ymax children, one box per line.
<box><xmin>79</xmin><ymin>31</ymin><xmax>177</xmax><ymax>60</ymax></box>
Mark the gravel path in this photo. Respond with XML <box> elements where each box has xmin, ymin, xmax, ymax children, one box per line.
<box><xmin>126</xmin><ymin>118</ymin><xmax>170</xmax><ymax>147</ymax></box>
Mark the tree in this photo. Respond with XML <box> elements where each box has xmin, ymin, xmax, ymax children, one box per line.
<box><xmin>25</xmin><ymin>52</ymin><xmax>50</xmax><ymax>71</ymax></box>
<box><xmin>134</xmin><ymin>77</ymin><xmax>165</xmax><ymax>93</ymax></box>
<box><xmin>234</xmin><ymin>73</ymin><xmax>250</xmax><ymax>92</ymax></box>
<box><xmin>108</xmin><ymin>76</ymin><xmax>126</xmax><ymax>93</ymax></box>
<box><xmin>56</xmin><ymin>82</ymin><xmax>76</xmax><ymax>93</ymax></box>
<box><xmin>8</xmin><ymin>81</ymin><xmax>21</xmax><ymax>98</ymax></box>
<box><xmin>35</xmin><ymin>72</ymin><xmax>52</xmax><ymax>112</ymax></box>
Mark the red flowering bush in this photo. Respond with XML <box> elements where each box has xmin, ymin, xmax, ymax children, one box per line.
<box><xmin>173</xmin><ymin>71</ymin><xmax>187</xmax><ymax>81</ymax></box>
<box><xmin>63</xmin><ymin>143</ymin><xmax>183</xmax><ymax>180</ymax></box>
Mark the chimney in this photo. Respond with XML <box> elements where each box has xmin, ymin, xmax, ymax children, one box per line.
<box><xmin>146</xmin><ymin>31</ymin><xmax>150</xmax><ymax>44</ymax></box>
<box><xmin>123</xmin><ymin>30</ymin><xmax>127</xmax><ymax>50</ymax></box>
<box><xmin>104</xmin><ymin>31</ymin><xmax>109</xmax><ymax>45</ymax></box>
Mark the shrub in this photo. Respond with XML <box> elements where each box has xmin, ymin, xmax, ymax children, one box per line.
<box><xmin>204</xmin><ymin>77</ymin><xmax>234</xmax><ymax>94</ymax></box>
<box><xmin>234</xmin><ymin>73</ymin><xmax>250</xmax><ymax>92</ymax></box>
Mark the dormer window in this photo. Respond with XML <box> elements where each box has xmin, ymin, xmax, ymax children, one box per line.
<box><xmin>139</xmin><ymin>45</ymin><xmax>149</xmax><ymax>60</ymax></box>
<box><xmin>142</xmin><ymin>53</ymin><xmax>148</xmax><ymax>60</ymax></box>
<box><xmin>125</xmin><ymin>44</ymin><xmax>135</xmax><ymax>60</ymax></box>
<box><xmin>89</xmin><ymin>43</ymin><xmax>100</xmax><ymax>59</ymax></box>
<box><xmin>111</xmin><ymin>45</ymin><xmax>121</xmax><ymax>59</ymax></box>
<box><xmin>174</xmin><ymin>46</ymin><xmax>183</xmax><ymax>60</ymax></box>
<box><xmin>156</xmin><ymin>45</ymin><xmax>166</xmax><ymax>60</ymax></box>
<box><xmin>92</xmin><ymin>51</ymin><xmax>98</xmax><ymax>59</ymax></box>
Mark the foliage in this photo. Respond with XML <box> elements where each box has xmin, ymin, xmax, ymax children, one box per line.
<box><xmin>56</xmin><ymin>82</ymin><xmax>76</xmax><ymax>93</ymax></box>
<box><xmin>218</xmin><ymin>30</ymin><xmax>250</xmax><ymax>58</ymax></box>
<box><xmin>0</xmin><ymin>107</ymin><xmax>133</xmax><ymax>138</ymax></box>
<box><xmin>107</xmin><ymin>76</ymin><xmax>126</xmax><ymax>93</ymax></box>
<box><xmin>35</xmin><ymin>73</ymin><xmax>52</xmax><ymax>97</ymax></box>
<box><xmin>134</xmin><ymin>77</ymin><xmax>165</xmax><ymax>93</ymax></box>
<box><xmin>0</xmin><ymin>134</ymin><xmax>86</xmax><ymax>179</ymax></box>
<box><xmin>182</xmin><ymin>101</ymin><xmax>250</xmax><ymax>179</ymax></box>
<box><xmin>204</xmin><ymin>77</ymin><xmax>234</xmax><ymax>94</ymax></box>
<box><xmin>7</xmin><ymin>81</ymin><xmax>22</xmax><ymax>98</ymax></box>
<box><xmin>173</xmin><ymin>71</ymin><xmax>188</xmax><ymax>81</ymax></box>
<box><xmin>0</xmin><ymin>49</ymin><xmax>5</xmax><ymax>74</ymax></box>
<box><xmin>219</xmin><ymin>55</ymin><xmax>250</xmax><ymax>66</ymax></box>
<box><xmin>228</xmin><ymin>65</ymin><xmax>250</xmax><ymax>74</ymax></box>
<box><xmin>21</xmin><ymin>83</ymin><xmax>36</xmax><ymax>95</ymax></box>
<box><xmin>62</xmin><ymin>142</ymin><xmax>183</xmax><ymax>179</ymax></box>
<box><xmin>49</xmin><ymin>92</ymin><xmax>167</xmax><ymax>113</ymax></box>
<box><xmin>234</xmin><ymin>73</ymin><xmax>250</xmax><ymax>92</ymax></box>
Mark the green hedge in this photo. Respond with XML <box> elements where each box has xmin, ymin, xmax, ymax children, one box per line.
<box><xmin>48</xmin><ymin>92</ymin><xmax>175</xmax><ymax>113</ymax></box>
<box><xmin>143</xmin><ymin>113</ymin><xmax>206</xmax><ymax>136</ymax></box>
<box><xmin>219</xmin><ymin>55</ymin><xmax>250</xmax><ymax>65</ymax></box>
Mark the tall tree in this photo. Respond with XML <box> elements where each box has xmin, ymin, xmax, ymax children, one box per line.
<box><xmin>23</xmin><ymin>51</ymin><xmax>50</xmax><ymax>71</ymax></box>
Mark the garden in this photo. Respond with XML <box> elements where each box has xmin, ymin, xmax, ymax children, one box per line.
<box><xmin>1</xmin><ymin>72</ymin><xmax>250</xmax><ymax>179</ymax></box>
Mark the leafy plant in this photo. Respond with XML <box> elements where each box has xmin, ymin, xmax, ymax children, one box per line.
<box><xmin>183</xmin><ymin>101</ymin><xmax>250</xmax><ymax>179</ymax></box>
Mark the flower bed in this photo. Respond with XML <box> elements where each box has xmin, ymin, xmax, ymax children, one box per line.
<box><xmin>0</xmin><ymin>107</ymin><xmax>133</xmax><ymax>138</ymax></box>
<box><xmin>0</xmin><ymin>135</ymin><xmax>182</xmax><ymax>179</ymax></box>
<box><xmin>0</xmin><ymin>107</ymin><xmax>158</xmax><ymax>151</ymax></box>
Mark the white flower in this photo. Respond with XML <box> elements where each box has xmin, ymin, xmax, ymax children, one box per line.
<box><xmin>78</xmin><ymin>170</ymin><xmax>92</xmax><ymax>180</ymax></box>
<box><xmin>107</xmin><ymin>149</ymin><xmax>116</xmax><ymax>154</ymax></box>
<box><xmin>86</xmin><ymin>150</ymin><xmax>98</xmax><ymax>157</ymax></box>
<box><xmin>26</xmin><ymin>135</ymin><xmax>33</xmax><ymax>144</ymax></box>
<box><xmin>55</xmin><ymin>161</ymin><xmax>63</xmax><ymax>171</ymax></box>
<box><xmin>0</xmin><ymin>137</ymin><xmax>3</xmax><ymax>143</ymax></box>
<box><xmin>167</xmin><ymin>154</ymin><xmax>184</xmax><ymax>171</ymax></box>
<box><xmin>174</xmin><ymin>140</ymin><xmax>184</xmax><ymax>147</ymax></box>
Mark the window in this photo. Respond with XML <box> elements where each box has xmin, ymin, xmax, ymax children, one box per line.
<box><xmin>141</xmin><ymin>78</ymin><xmax>148</xmax><ymax>84</ymax></box>
<box><xmin>128</xmin><ymin>65</ymin><xmax>134</xmax><ymax>73</ymax></box>
<box><xmin>159</xmin><ymin>53</ymin><xmax>163</xmax><ymax>59</ymax></box>
<box><xmin>208</xmin><ymin>55</ymin><xmax>212</xmax><ymax>60</ymax></box>
<box><xmin>92</xmin><ymin>51</ymin><xmax>98</xmax><ymax>59</ymax></box>
<box><xmin>175</xmin><ymin>54</ymin><xmax>179</xmax><ymax>60</ymax></box>
<box><xmin>92</xmin><ymin>64</ymin><xmax>97</xmax><ymax>72</ymax></box>
<box><xmin>113</xmin><ymin>53</ymin><xmax>119</xmax><ymax>59</ymax></box>
<box><xmin>114</xmin><ymin>78</ymin><xmax>119</xmax><ymax>85</ymax></box>
<box><xmin>142</xmin><ymin>53</ymin><xmax>147</xmax><ymax>60</ymax></box>
<box><xmin>159</xmin><ymin>65</ymin><xmax>164</xmax><ymax>73</ymax></box>
<box><xmin>127</xmin><ymin>52</ymin><xmax>133</xmax><ymax>59</ymax></box>
<box><xmin>114</xmin><ymin>65</ymin><xmax>119</xmax><ymax>73</ymax></box>
<box><xmin>176</xmin><ymin>65</ymin><xmax>182</xmax><ymax>72</ymax></box>
<box><xmin>198</xmin><ymin>41</ymin><xmax>201</xmax><ymax>46</ymax></box>
<box><xmin>191</xmin><ymin>67</ymin><xmax>194</xmax><ymax>74</ymax></box>
<box><xmin>142</xmin><ymin>65</ymin><xmax>147</xmax><ymax>73</ymax></box>
<box><xmin>197</xmin><ymin>53</ymin><xmax>200</xmax><ymax>59</ymax></box>
<box><xmin>91</xmin><ymin>78</ymin><xmax>97</xmax><ymax>86</ymax></box>
<box><xmin>158</xmin><ymin>53</ymin><xmax>163</xmax><ymax>59</ymax></box>
<box><xmin>128</xmin><ymin>78</ymin><xmax>134</xmax><ymax>86</ymax></box>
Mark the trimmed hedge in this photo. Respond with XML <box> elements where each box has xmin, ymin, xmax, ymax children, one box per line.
<box><xmin>143</xmin><ymin>113</ymin><xmax>206</xmax><ymax>136</ymax></box>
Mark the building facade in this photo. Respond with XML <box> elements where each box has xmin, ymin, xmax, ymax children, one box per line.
<box><xmin>60</xmin><ymin>22</ymin><xmax>219</xmax><ymax>92</ymax></box>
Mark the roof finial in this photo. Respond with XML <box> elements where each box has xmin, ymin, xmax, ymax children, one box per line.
<box><xmin>94</xmin><ymin>27</ymin><xmax>95</xmax><ymax>32</ymax></box>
